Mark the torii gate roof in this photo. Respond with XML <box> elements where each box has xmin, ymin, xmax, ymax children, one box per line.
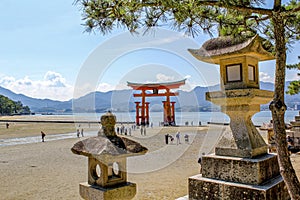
<box><xmin>127</xmin><ymin>79</ymin><xmax>186</xmax><ymax>90</ymax></box>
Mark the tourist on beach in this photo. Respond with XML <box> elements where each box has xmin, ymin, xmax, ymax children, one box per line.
<box><xmin>81</xmin><ymin>128</ymin><xmax>84</xmax><ymax>137</ymax></box>
<box><xmin>287</xmin><ymin>135</ymin><xmax>294</xmax><ymax>154</ymax></box>
<box><xmin>140</xmin><ymin>126</ymin><xmax>146</xmax><ymax>136</ymax></box>
<box><xmin>129</xmin><ymin>127</ymin><xmax>131</xmax><ymax>136</ymax></box>
<box><xmin>165</xmin><ymin>134</ymin><xmax>170</xmax><ymax>144</ymax></box>
<box><xmin>77</xmin><ymin>129</ymin><xmax>80</xmax><ymax>138</ymax></box>
<box><xmin>121</xmin><ymin>124</ymin><xmax>124</xmax><ymax>135</ymax></box>
<box><xmin>170</xmin><ymin>135</ymin><xmax>174</xmax><ymax>144</ymax></box>
<box><xmin>176</xmin><ymin>131</ymin><xmax>181</xmax><ymax>145</ymax></box>
<box><xmin>184</xmin><ymin>134</ymin><xmax>189</xmax><ymax>144</ymax></box>
<box><xmin>41</xmin><ymin>131</ymin><xmax>46</xmax><ymax>142</ymax></box>
<box><xmin>6</xmin><ymin>123</ymin><xmax>9</xmax><ymax>129</ymax></box>
<box><xmin>116</xmin><ymin>127</ymin><xmax>120</xmax><ymax>134</ymax></box>
<box><xmin>198</xmin><ymin>152</ymin><xmax>205</xmax><ymax>173</ymax></box>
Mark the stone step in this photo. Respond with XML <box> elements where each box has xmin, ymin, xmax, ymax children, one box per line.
<box><xmin>201</xmin><ymin>153</ymin><xmax>280</xmax><ymax>185</ymax></box>
<box><xmin>188</xmin><ymin>174</ymin><xmax>289</xmax><ymax>200</ymax></box>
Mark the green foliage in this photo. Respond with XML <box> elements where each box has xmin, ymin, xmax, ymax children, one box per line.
<box><xmin>74</xmin><ymin>1</ymin><xmax>300</xmax><ymax>50</ymax></box>
<box><xmin>74</xmin><ymin>0</ymin><xmax>265</xmax><ymax>37</ymax></box>
<box><xmin>287</xmin><ymin>56</ymin><xmax>300</xmax><ymax>95</ymax></box>
<box><xmin>287</xmin><ymin>80</ymin><xmax>300</xmax><ymax>95</ymax></box>
<box><xmin>0</xmin><ymin>95</ymin><xmax>31</xmax><ymax>115</ymax></box>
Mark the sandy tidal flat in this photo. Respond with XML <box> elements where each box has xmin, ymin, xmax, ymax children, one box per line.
<box><xmin>1</xmin><ymin>126</ymin><xmax>207</xmax><ymax>200</ymax></box>
<box><xmin>1</xmin><ymin>123</ymin><xmax>300</xmax><ymax>200</ymax></box>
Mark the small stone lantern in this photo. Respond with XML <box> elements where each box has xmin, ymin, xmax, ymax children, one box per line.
<box><xmin>72</xmin><ymin>111</ymin><xmax>148</xmax><ymax>200</ymax></box>
<box><xmin>187</xmin><ymin>35</ymin><xmax>289</xmax><ymax>199</ymax></box>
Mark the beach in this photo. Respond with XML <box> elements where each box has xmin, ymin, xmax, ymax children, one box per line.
<box><xmin>1</xmin><ymin>117</ymin><xmax>300</xmax><ymax>200</ymax></box>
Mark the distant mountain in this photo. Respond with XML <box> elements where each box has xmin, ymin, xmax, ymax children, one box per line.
<box><xmin>0</xmin><ymin>81</ymin><xmax>300</xmax><ymax>113</ymax></box>
<box><xmin>0</xmin><ymin>86</ymin><xmax>71</xmax><ymax>113</ymax></box>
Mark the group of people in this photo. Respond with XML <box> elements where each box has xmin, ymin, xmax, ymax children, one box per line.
<box><xmin>115</xmin><ymin>124</ymin><xmax>151</xmax><ymax>136</ymax></box>
<box><xmin>76</xmin><ymin>128</ymin><xmax>84</xmax><ymax>138</ymax></box>
<box><xmin>40</xmin><ymin>127</ymin><xmax>85</xmax><ymax>142</ymax></box>
<box><xmin>165</xmin><ymin>132</ymin><xmax>189</xmax><ymax>145</ymax></box>
<box><xmin>116</xmin><ymin>124</ymin><xmax>132</xmax><ymax>136</ymax></box>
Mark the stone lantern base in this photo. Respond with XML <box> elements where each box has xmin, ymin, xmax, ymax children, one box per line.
<box><xmin>188</xmin><ymin>154</ymin><xmax>289</xmax><ymax>200</ymax></box>
<box><xmin>79</xmin><ymin>182</ymin><xmax>136</xmax><ymax>200</ymax></box>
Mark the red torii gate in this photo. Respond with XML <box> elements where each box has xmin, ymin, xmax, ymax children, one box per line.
<box><xmin>127</xmin><ymin>79</ymin><xmax>186</xmax><ymax>126</ymax></box>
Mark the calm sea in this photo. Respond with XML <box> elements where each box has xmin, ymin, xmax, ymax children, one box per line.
<box><xmin>1</xmin><ymin>111</ymin><xmax>298</xmax><ymax>147</ymax></box>
<box><xmin>71</xmin><ymin>110</ymin><xmax>300</xmax><ymax>126</ymax></box>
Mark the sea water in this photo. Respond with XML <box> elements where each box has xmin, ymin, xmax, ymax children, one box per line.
<box><xmin>74</xmin><ymin>110</ymin><xmax>299</xmax><ymax>126</ymax></box>
<box><xmin>0</xmin><ymin>111</ymin><xmax>298</xmax><ymax>147</ymax></box>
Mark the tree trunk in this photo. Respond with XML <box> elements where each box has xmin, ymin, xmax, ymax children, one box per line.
<box><xmin>270</xmin><ymin>12</ymin><xmax>300</xmax><ymax>200</ymax></box>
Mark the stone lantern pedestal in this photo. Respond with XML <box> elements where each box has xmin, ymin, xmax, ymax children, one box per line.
<box><xmin>188</xmin><ymin>35</ymin><xmax>289</xmax><ymax>199</ymax></box>
<box><xmin>207</xmin><ymin>89</ymin><xmax>273</xmax><ymax>158</ymax></box>
<box><xmin>79</xmin><ymin>153</ymin><xmax>137</xmax><ymax>200</ymax></box>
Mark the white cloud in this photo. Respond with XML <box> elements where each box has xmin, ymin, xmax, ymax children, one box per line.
<box><xmin>155</xmin><ymin>73</ymin><xmax>175</xmax><ymax>82</ymax></box>
<box><xmin>96</xmin><ymin>83</ymin><xmax>115</xmax><ymax>92</ymax></box>
<box><xmin>259</xmin><ymin>72</ymin><xmax>274</xmax><ymax>82</ymax></box>
<box><xmin>0</xmin><ymin>71</ymin><xmax>73</xmax><ymax>101</ymax></box>
<box><xmin>286</xmin><ymin>71</ymin><xmax>299</xmax><ymax>81</ymax></box>
<box><xmin>184</xmin><ymin>75</ymin><xmax>191</xmax><ymax>79</ymax></box>
<box><xmin>44</xmin><ymin>71</ymin><xmax>66</xmax><ymax>87</ymax></box>
<box><xmin>96</xmin><ymin>82</ymin><xmax>130</xmax><ymax>92</ymax></box>
<box><xmin>179</xmin><ymin>79</ymin><xmax>197</xmax><ymax>91</ymax></box>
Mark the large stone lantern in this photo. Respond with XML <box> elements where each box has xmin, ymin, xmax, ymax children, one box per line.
<box><xmin>187</xmin><ymin>35</ymin><xmax>289</xmax><ymax>199</ymax></box>
<box><xmin>190</xmin><ymin>35</ymin><xmax>274</xmax><ymax>158</ymax></box>
<box><xmin>71</xmin><ymin>111</ymin><xmax>148</xmax><ymax>200</ymax></box>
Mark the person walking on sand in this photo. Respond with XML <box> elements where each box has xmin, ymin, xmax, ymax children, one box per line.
<box><xmin>176</xmin><ymin>131</ymin><xmax>181</xmax><ymax>145</ymax></box>
<box><xmin>198</xmin><ymin>152</ymin><xmax>205</xmax><ymax>173</ymax></box>
<box><xmin>41</xmin><ymin>131</ymin><xmax>46</xmax><ymax>142</ymax></box>
<box><xmin>81</xmin><ymin>128</ymin><xmax>84</xmax><ymax>137</ymax></box>
<box><xmin>77</xmin><ymin>129</ymin><xmax>80</xmax><ymax>138</ymax></box>
<box><xmin>184</xmin><ymin>134</ymin><xmax>189</xmax><ymax>144</ymax></box>
<box><xmin>129</xmin><ymin>127</ymin><xmax>132</xmax><ymax>136</ymax></box>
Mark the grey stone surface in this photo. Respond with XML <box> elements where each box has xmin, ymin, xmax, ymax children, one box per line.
<box><xmin>201</xmin><ymin>154</ymin><xmax>280</xmax><ymax>185</ymax></box>
<box><xmin>99</xmin><ymin>111</ymin><xmax>117</xmax><ymax>137</ymax></box>
<box><xmin>206</xmin><ymin>89</ymin><xmax>273</xmax><ymax>158</ymax></box>
<box><xmin>189</xmin><ymin>174</ymin><xmax>289</xmax><ymax>200</ymax></box>
<box><xmin>79</xmin><ymin>182</ymin><xmax>136</xmax><ymax>200</ymax></box>
<box><xmin>188</xmin><ymin>35</ymin><xmax>274</xmax><ymax>64</ymax></box>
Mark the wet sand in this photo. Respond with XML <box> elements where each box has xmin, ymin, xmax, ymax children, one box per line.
<box><xmin>0</xmin><ymin>122</ymin><xmax>300</xmax><ymax>200</ymax></box>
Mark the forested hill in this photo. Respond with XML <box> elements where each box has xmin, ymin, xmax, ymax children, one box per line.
<box><xmin>0</xmin><ymin>81</ymin><xmax>299</xmax><ymax>113</ymax></box>
<box><xmin>0</xmin><ymin>94</ymin><xmax>31</xmax><ymax>115</ymax></box>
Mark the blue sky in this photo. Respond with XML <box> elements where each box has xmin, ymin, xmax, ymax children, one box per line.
<box><xmin>0</xmin><ymin>0</ymin><xmax>299</xmax><ymax>101</ymax></box>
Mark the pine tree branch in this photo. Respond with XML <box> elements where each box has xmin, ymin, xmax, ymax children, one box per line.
<box><xmin>196</xmin><ymin>1</ymin><xmax>273</xmax><ymax>16</ymax></box>
<box><xmin>283</xmin><ymin>5</ymin><xmax>300</xmax><ymax>17</ymax></box>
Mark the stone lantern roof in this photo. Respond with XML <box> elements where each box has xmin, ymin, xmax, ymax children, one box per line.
<box><xmin>188</xmin><ymin>35</ymin><xmax>274</xmax><ymax>64</ymax></box>
<box><xmin>71</xmin><ymin>111</ymin><xmax>147</xmax><ymax>163</ymax></box>
<box><xmin>71</xmin><ymin>136</ymin><xmax>148</xmax><ymax>162</ymax></box>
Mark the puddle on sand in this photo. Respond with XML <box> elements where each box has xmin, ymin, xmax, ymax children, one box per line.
<box><xmin>0</xmin><ymin>131</ymin><xmax>97</xmax><ymax>147</ymax></box>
